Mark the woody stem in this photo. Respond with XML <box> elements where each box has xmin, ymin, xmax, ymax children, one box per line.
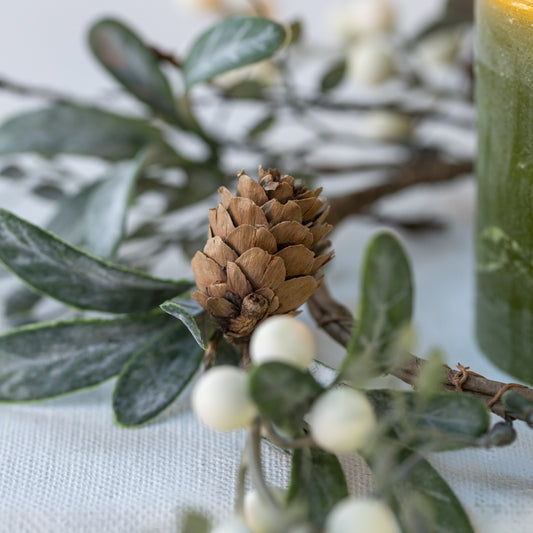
<box><xmin>308</xmin><ymin>282</ymin><xmax>533</xmax><ymax>424</ymax></box>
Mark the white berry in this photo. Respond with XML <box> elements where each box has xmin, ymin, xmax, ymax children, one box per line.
<box><xmin>171</xmin><ymin>0</ymin><xmax>222</xmax><ymax>14</ymax></box>
<box><xmin>192</xmin><ymin>366</ymin><xmax>257</xmax><ymax>431</ymax></box>
<box><xmin>415</xmin><ymin>29</ymin><xmax>462</xmax><ymax>66</ymax></box>
<box><xmin>307</xmin><ymin>388</ymin><xmax>376</xmax><ymax>453</ymax></box>
<box><xmin>250</xmin><ymin>316</ymin><xmax>316</xmax><ymax>370</ymax></box>
<box><xmin>244</xmin><ymin>488</ymin><xmax>285</xmax><ymax>533</ymax></box>
<box><xmin>331</xmin><ymin>1</ymin><xmax>395</xmax><ymax>41</ymax></box>
<box><xmin>347</xmin><ymin>38</ymin><xmax>395</xmax><ymax>86</ymax></box>
<box><xmin>363</xmin><ymin>111</ymin><xmax>414</xmax><ymax>142</ymax></box>
<box><xmin>325</xmin><ymin>498</ymin><xmax>400</xmax><ymax>533</ymax></box>
<box><xmin>211</xmin><ymin>517</ymin><xmax>254</xmax><ymax>533</ymax></box>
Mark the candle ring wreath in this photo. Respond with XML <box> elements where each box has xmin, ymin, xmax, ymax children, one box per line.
<box><xmin>0</xmin><ymin>3</ymin><xmax>532</xmax><ymax>532</ymax></box>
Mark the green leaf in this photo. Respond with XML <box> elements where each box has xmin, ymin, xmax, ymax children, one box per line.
<box><xmin>0</xmin><ymin>313</ymin><xmax>172</xmax><ymax>400</ymax></box>
<box><xmin>249</xmin><ymin>362</ymin><xmax>323</xmax><ymax>434</ymax></box>
<box><xmin>182</xmin><ymin>512</ymin><xmax>210</xmax><ymax>533</ymax></box>
<box><xmin>224</xmin><ymin>80</ymin><xmax>265</xmax><ymax>99</ymax></box>
<box><xmin>4</xmin><ymin>286</ymin><xmax>41</xmax><ymax>325</ymax></box>
<box><xmin>113</xmin><ymin>322</ymin><xmax>204</xmax><ymax>426</ymax></box>
<box><xmin>160</xmin><ymin>297</ymin><xmax>210</xmax><ymax>349</ymax></box>
<box><xmin>367</xmin><ymin>390</ymin><xmax>490</xmax><ymax>451</ymax></box>
<box><xmin>47</xmin><ymin>180</ymin><xmax>102</xmax><ymax>246</ymax></box>
<box><xmin>340</xmin><ymin>232</ymin><xmax>413</xmax><ymax>384</ymax></box>
<box><xmin>183</xmin><ymin>16</ymin><xmax>287</xmax><ymax>88</ymax></box>
<box><xmin>288</xmin><ymin>447</ymin><xmax>349</xmax><ymax>526</ymax></box>
<box><xmin>9</xmin><ymin>160</ymin><xmax>142</xmax><ymax>320</ymax></box>
<box><xmin>89</xmin><ymin>18</ymin><xmax>179</xmax><ymax>123</ymax></box>
<box><xmin>501</xmin><ymin>390</ymin><xmax>533</xmax><ymax>427</ymax></box>
<box><xmin>387</xmin><ymin>447</ymin><xmax>475</xmax><ymax>533</ymax></box>
<box><xmin>0</xmin><ymin>208</ymin><xmax>191</xmax><ymax>313</ymax></box>
<box><xmin>415</xmin><ymin>0</ymin><xmax>472</xmax><ymax>40</ymax></box>
<box><xmin>213</xmin><ymin>337</ymin><xmax>242</xmax><ymax>366</ymax></box>
<box><xmin>288</xmin><ymin>20</ymin><xmax>303</xmax><ymax>45</ymax></box>
<box><xmin>414</xmin><ymin>349</ymin><xmax>447</xmax><ymax>398</ymax></box>
<box><xmin>248</xmin><ymin>113</ymin><xmax>276</xmax><ymax>138</ymax></box>
<box><xmin>320</xmin><ymin>59</ymin><xmax>347</xmax><ymax>92</ymax></box>
<box><xmin>83</xmin><ymin>153</ymin><xmax>146</xmax><ymax>258</ymax></box>
<box><xmin>0</xmin><ymin>104</ymin><xmax>164</xmax><ymax>160</ymax></box>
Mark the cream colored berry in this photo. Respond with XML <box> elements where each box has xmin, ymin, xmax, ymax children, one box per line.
<box><xmin>192</xmin><ymin>366</ymin><xmax>257</xmax><ymax>431</ymax></box>
<box><xmin>249</xmin><ymin>316</ymin><xmax>316</xmax><ymax>370</ymax></box>
<box><xmin>325</xmin><ymin>498</ymin><xmax>400</xmax><ymax>533</ymax></box>
<box><xmin>244</xmin><ymin>488</ymin><xmax>286</xmax><ymax>533</ymax></box>
<box><xmin>331</xmin><ymin>1</ymin><xmax>395</xmax><ymax>41</ymax></box>
<box><xmin>308</xmin><ymin>388</ymin><xmax>376</xmax><ymax>453</ymax></box>
<box><xmin>171</xmin><ymin>0</ymin><xmax>222</xmax><ymax>14</ymax></box>
<box><xmin>211</xmin><ymin>517</ymin><xmax>254</xmax><ymax>533</ymax></box>
<box><xmin>214</xmin><ymin>60</ymin><xmax>280</xmax><ymax>89</ymax></box>
<box><xmin>347</xmin><ymin>39</ymin><xmax>395</xmax><ymax>86</ymax></box>
<box><xmin>363</xmin><ymin>111</ymin><xmax>414</xmax><ymax>142</ymax></box>
<box><xmin>415</xmin><ymin>29</ymin><xmax>463</xmax><ymax>66</ymax></box>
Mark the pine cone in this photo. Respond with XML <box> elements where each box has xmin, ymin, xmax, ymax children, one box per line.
<box><xmin>191</xmin><ymin>168</ymin><xmax>333</xmax><ymax>342</ymax></box>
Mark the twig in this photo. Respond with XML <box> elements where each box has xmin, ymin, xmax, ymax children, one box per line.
<box><xmin>148</xmin><ymin>46</ymin><xmax>182</xmax><ymax>68</ymax></box>
<box><xmin>308</xmin><ymin>283</ymin><xmax>533</xmax><ymax>422</ymax></box>
<box><xmin>248</xmin><ymin>418</ymin><xmax>281</xmax><ymax>509</ymax></box>
<box><xmin>0</xmin><ymin>76</ymin><xmax>76</xmax><ymax>104</ymax></box>
<box><xmin>262</xmin><ymin>420</ymin><xmax>315</xmax><ymax>450</ymax></box>
<box><xmin>208</xmin><ymin>87</ymin><xmax>475</xmax><ymax>129</ymax></box>
<box><xmin>327</xmin><ymin>155</ymin><xmax>473</xmax><ymax>225</ymax></box>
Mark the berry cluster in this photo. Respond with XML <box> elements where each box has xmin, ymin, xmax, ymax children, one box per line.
<box><xmin>191</xmin><ymin>315</ymin><xmax>398</xmax><ymax>533</ymax></box>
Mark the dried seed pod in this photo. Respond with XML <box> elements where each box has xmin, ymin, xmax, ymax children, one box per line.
<box><xmin>191</xmin><ymin>167</ymin><xmax>333</xmax><ymax>341</ymax></box>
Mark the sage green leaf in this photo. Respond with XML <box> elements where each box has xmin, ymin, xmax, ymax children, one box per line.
<box><xmin>4</xmin><ymin>286</ymin><xmax>41</xmax><ymax>325</ymax></box>
<box><xmin>89</xmin><ymin>18</ymin><xmax>179</xmax><ymax>122</ymax></box>
<box><xmin>415</xmin><ymin>0</ymin><xmax>472</xmax><ymax>40</ymax></box>
<box><xmin>84</xmin><ymin>153</ymin><xmax>146</xmax><ymax>258</ymax></box>
<box><xmin>367</xmin><ymin>390</ymin><xmax>490</xmax><ymax>451</ymax></box>
<box><xmin>249</xmin><ymin>362</ymin><xmax>323</xmax><ymax>434</ymax></box>
<box><xmin>183</xmin><ymin>16</ymin><xmax>287</xmax><ymax>88</ymax></box>
<box><xmin>501</xmin><ymin>390</ymin><xmax>533</xmax><ymax>428</ymax></box>
<box><xmin>47</xmin><ymin>180</ymin><xmax>102</xmax><ymax>246</ymax></box>
<box><xmin>339</xmin><ymin>232</ymin><xmax>413</xmax><ymax>384</ymax></box>
<box><xmin>414</xmin><ymin>349</ymin><xmax>446</xmax><ymax>398</ymax></box>
<box><xmin>160</xmin><ymin>297</ymin><xmax>209</xmax><ymax>349</ymax></box>
<box><xmin>320</xmin><ymin>59</ymin><xmax>347</xmax><ymax>92</ymax></box>
<box><xmin>225</xmin><ymin>80</ymin><xmax>265</xmax><ymax>99</ymax></box>
<box><xmin>213</xmin><ymin>337</ymin><xmax>241</xmax><ymax>366</ymax></box>
<box><xmin>387</xmin><ymin>447</ymin><xmax>475</xmax><ymax>533</ymax></box>
<box><xmin>248</xmin><ymin>113</ymin><xmax>276</xmax><ymax>138</ymax></box>
<box><xmin>182</xmin><ymin>512</ymin><xmax>210</xmax><ymax>533</ymax></box>
<box><xmin>288</xmin><ymin>447</ymin><xmax>348</xmax><ymax>526</ymax></box>
<box><xmin>0</xmin><ymin>104</ymin><xmax>163</xmax><ymax>160</ymax></box>
<box><xmin>113</xmin><ymin>322</ymin><xmax>204</xmax><ymax>426</ymax></box>
<box><xmin>0</xmin><ymin>208</ymin><xmax>191</xmax><ymax>312</ymax></box>
<box><xmin>8</xmin><ymin>172</ymin><xmax>127</xmax><ymax>320</ymax></box>
<box><xmin>288</xmin><ymin>20</ymin><xmax>303</xmax><ymax>45</ymax></box>
<box><xmin>0</xmin><ymin>313</ymin><xmax>172</xmax><ymax>400</ymax></box>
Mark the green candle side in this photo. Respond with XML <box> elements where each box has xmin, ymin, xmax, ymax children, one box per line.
<box><xmin>476</xmin><ymin>0</ymin><xmax>533</xmax><ymax>383</ymax></box>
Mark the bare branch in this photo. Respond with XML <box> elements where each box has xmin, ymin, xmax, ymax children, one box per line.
<box><xmin>327</xmin><ymin>154</ymin><xmax>473</xmax><ymax>225</ymax></box>
<box><xmin>308</xmin><ymin>282</ymin><xmax>533</xmax><ymax>423</ymax></box>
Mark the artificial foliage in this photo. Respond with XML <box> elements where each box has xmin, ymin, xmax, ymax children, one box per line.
<box><xmin>0</xmin><ymin>1</ymin><xmax>532</xmax><ymax>532</ymax></box>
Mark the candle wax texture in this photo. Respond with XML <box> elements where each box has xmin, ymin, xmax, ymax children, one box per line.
<box><xmin>476</xmin><ymin>0</ymin><xmax>533</xmax><ymax>383</ymax></box>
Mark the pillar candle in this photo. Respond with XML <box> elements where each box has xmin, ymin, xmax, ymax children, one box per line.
<box><xmin>476</xmin><ymin>0</ymin><xmax>533</xmax><ymax>383</ymax></box>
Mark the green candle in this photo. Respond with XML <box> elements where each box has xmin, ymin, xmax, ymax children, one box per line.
<box><xmin>476</xmin><ymin>0</ymin><xmax>533</xmax><ymax>383</ymax></box>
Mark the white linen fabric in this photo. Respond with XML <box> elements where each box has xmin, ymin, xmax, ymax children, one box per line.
<box><xmin>1</xmin><ymin>181</ymin><xmax>533</xmax><ymax>533</ymax></box>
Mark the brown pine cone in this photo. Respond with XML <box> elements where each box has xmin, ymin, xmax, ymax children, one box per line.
<box><xmin>191</xmin><ymin>167</ymin><xmax>333</xmax><ymax>342</ymax></box>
